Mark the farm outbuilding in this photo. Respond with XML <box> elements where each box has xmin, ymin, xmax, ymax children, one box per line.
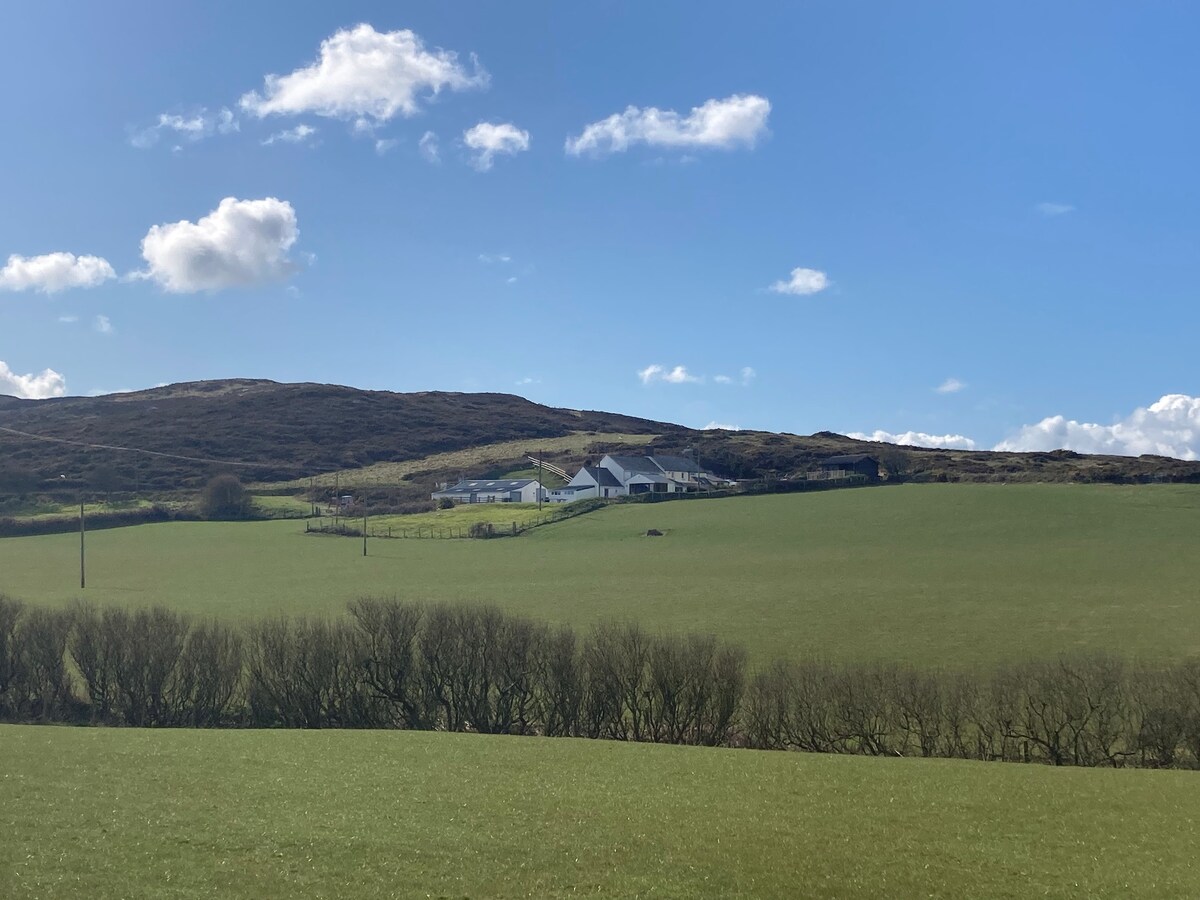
<box><xmin>819</xmin><ymin>454</ymin><xmax>880</xmax><ymax>481</ymax></box>
<box><xmin>431</xmin><ymin>479</ymin><xmax>547</xmax><ymax>504</ymax></box>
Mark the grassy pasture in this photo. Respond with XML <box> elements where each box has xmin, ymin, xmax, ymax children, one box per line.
<box><xmin>1</xmin><ymin>725</ymin><xmax>1197</xmax><ymax>899</ymax></box>
<box><xmin>248</xmin><ymin>494</ymin><xmax>311</xmax><ymax>518</ymax></box>
<box><xmin>348</xmin><ymin>501</ymin><xmax>570</xmax><ymax>536</ymax></box>
<box><xmin>0</xmin><ymin>498</ymin><xmax>158</xmax><ymax>522</ymax></box>
<box><xmin>0</xmin><ymin>484</ymin><xmax>1198</xmax><ymax>666</ymax></box>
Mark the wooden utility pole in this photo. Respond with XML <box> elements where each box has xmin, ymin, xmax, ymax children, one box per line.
<box><xmin>363</xmin><ymin>510</ymin><xmax>368</xmax><ymax>557</ymax></box>
<box><xmin>79</xmin><ymin>499</ymin><xmax>86</xmax><ymax>590</ymax></box>
<box><xmin>538</xmin><ymin>451</ymin><xmax>544</xmax><ymax>511</ymax></box>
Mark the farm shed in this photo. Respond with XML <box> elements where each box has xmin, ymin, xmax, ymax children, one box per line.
<box><xmin>819</xmin><ymin>454</ymin><xmax>880</xmax><ymax>481</ymax></box>
<box><xmin>431</xmin><ymin>479</ymin><xmax>546</xmax><ymax>504</ymax></box>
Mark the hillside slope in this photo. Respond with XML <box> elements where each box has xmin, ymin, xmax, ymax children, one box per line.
<box><xmin>2</xmin><ymin>379</ymin><xmax>1198</xmax><ymax>492</ymax></box>
<box><xmin>0</xmin><ymin>380</ymin><xmax>679</xmax><ymax>489</ymax></box>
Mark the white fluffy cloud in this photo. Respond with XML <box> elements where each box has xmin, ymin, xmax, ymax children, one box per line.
<box><xmin>995</xmin><ymin>394</ymin><xmax>1200</xmax><ymax>460</ymax></box>
<box><xmin>239</xmin><ymin>24</ymin><xmax>487</xmax><ymax>123</ymax></box>
<box><xmin>0</xmin><ymin>361</ymin><xmax>67</xmax><ymax>399</ymax></box>
<box><xmin>769</xmin><ymin>267</ymin><xmax>829</xmax><ymax>296</ymax></box>
<box><xmin>139</xmin><ymin>197</ymin><xmax>299</xmax><ymax>293</ymax></box>
<box><xmin>130</xmin><ymin>108</ymin><xmax>238</xmax><ymax>148</ymax></box>
<box><xmin>936</xmin><ymin>377</ymin><xmax>966</xmax><ymax>394</ymax></box>
<box><xmin>703</xmin><ymin>421</ymin><xmax>741</xmax><ymax>431</ymax></box>
<box><xmin>0</xmin><ymin>252</ymin><xmax>116</xmax><ymax>294</ymax></box>
<box><xmin>262</xmin><ymin>124</ymin><xmax>317</xmax><ymax>145</ymax></box>
<box><xmin>565</xmin><ymin>94</ymin><xmax>770</xmax><ymax>157</ymax></box>
<box><xmin>638</xmin><ymin>364</ymin><xmax>702</xmax><ymax>385</ymax></box>
<box><xmin>848</xmin><ymin>430</ymin><xmax>980</xmax><ymax>451</ymax></box>
<box><xmin>463</xmin><ymin>122</ymin><xmax>530</xmax><ymax>171</ymax></box>
<box><xmin>93</xmin><ymin>314</ymin><xmax>114</xmax><ymax>335</ymax></box>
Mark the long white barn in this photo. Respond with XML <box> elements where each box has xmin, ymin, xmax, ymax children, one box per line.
<box><xmin>432</xmin><ymin>478</ymin><xmax>546</xmax><ymax>504</ymax></box>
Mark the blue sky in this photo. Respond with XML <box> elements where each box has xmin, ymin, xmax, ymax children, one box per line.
<box><xmin>2</xmin><ymin>2</ymin><xmax>1199</xmax><ymax>457</ymax></box>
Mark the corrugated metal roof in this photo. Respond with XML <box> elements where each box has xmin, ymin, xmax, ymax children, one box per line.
<box><xmin>434</xmin><ymin>478</ymin><xmax>539</xmax><ymax>495</ymax></box>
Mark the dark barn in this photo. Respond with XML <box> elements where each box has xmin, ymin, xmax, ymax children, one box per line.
<box><xmin>819</xmin><ymin>454</ymin><xmax>881</xmax><ymax>481</ymax></box>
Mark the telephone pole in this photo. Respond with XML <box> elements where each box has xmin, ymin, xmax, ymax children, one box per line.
<box><xmin>79</xmin><ymin>498</ymin><xmax>86</xmax><ymax>590</ymax></box>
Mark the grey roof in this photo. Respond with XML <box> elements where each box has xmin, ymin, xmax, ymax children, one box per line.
<box><xmin>435</xmin><ymin>478</ymin><xmax>538</xmax><ymax>495</ymax></box>
<box><xmin>650</xmin><ymin>454</ymin><xmax>701</xmax><ymax>473</ymax></box>
<box><xmin>605</xmin><ymin>455</ymin><xmax>665</xmax><ymax>476</ymax></box>
<box><xmin>821</xmin><ymin>454</ymin><xmax>878</xmax><ymax>466</ymax></box>
<box><xmin>582</xmin><ymin>466</ymin><xmax>623</xmax><ymax>487</ymax></box>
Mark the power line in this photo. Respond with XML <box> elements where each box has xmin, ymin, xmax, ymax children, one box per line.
<box><xmin>0</xmin><ymin>425</ymin><xmax>304</xmax><ymax>470</ymax></box>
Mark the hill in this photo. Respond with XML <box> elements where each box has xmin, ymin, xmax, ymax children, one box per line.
<box><xmin>0</xmin><ymin>379</ymin><xmax>678</xmax><ymax>491</ymax></box>
<box><xmin>2</xmin><ymin>379</ymin><xmax>1198</xmax><ymax>495</ymax></box>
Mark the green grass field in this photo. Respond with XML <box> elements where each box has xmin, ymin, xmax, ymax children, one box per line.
<box><xmin>327</xmin><ymin>501</ymin><xmax>569</xmax><ymax>537</ymax></box>
<box><xmin>0</xmin><ymin>498</ymin><xmax>159</xmax><ymax>522</ymax></box>
<box><xmin>2</xmin><ymin>725</ymin><xmax>1197</xmax><ymax>899</ymax></box>
<box><xmin>1</xmin><ymin>484</ymin><xmax>1199</xmax><ymax>665</ymax></box>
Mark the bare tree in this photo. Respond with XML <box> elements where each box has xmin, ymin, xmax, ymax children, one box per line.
<box><xmin>16</xmin><ymin>607</ymin><xmax>73</xmax><ymax>721</ymax></box>
<box><xmin>349</xmin><ymin>598</ymin><xmax>428</xmax><ymax>729</ymax></box>
<box><xmin>0</xmin><ymin>596</ymin><xmax>24</xmax><ymax>720</ymax></box>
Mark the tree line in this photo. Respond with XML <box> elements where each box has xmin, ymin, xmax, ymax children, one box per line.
<box><xmin>1</xmin><ymin>595</ymin><xmax>1198</xmax><ymax>769</ymax></box>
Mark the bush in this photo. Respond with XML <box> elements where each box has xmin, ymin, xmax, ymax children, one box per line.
<box><xmin>437</xmin><ymin>497</ymin><xmax>455</xmax><ymax>510</ymax></box>
<box><xmin>199</xmin><ymin>474</ymin><xmax>251</xmax><ymax>520</ymax></box>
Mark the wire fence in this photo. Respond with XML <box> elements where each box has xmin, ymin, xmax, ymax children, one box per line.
<box><xmin>306</xmin><ymin>474</ymin><xmax>875</xmax><ymax>541</ymax></box>
<box><xmin>305</xmin><ymin>501</ymin><xmax>605</xmax><ymax>540</ymax></box>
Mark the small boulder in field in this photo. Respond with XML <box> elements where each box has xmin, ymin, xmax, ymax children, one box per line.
<box><xmin>646</xmin><ymin>528</ymin><xmax>664</xmax><ymax>537</ymax></box>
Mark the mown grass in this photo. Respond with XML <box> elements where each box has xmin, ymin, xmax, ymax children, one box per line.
<box><xmin>253</xmin><ymin>431</ymin><xmax>657</xmax><ymax>491</ymax></box>
<box><xmin>1</xmin><ymin>484</ymin><xmax>1198</xmax><ymax>666</ymax></box>
<box><xmin>1</xmin><ymin>725</ymin><xmax>1196</xmax><ymax>899</ymax></box>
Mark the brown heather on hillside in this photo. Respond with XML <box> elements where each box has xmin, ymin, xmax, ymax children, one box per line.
<box><xmin>1</xmin><ymin>379</ymin><xmax>1198</xmax><ymax>496</ymax></box>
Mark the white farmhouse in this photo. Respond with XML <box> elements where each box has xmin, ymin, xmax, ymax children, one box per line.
<box><xmin>560</xmin><ymin>464</ymin><xmax>625</xmax><ymax>500</ymax></box>
<box><xmin>431</xmin><ymin>478</ymin><xmax>546</xmax><ymax>504</ymax></box>
<box><xmin>549</xmin><ymin>454</ymin><xmax>716</xmax><ymax>502</ymax></box>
